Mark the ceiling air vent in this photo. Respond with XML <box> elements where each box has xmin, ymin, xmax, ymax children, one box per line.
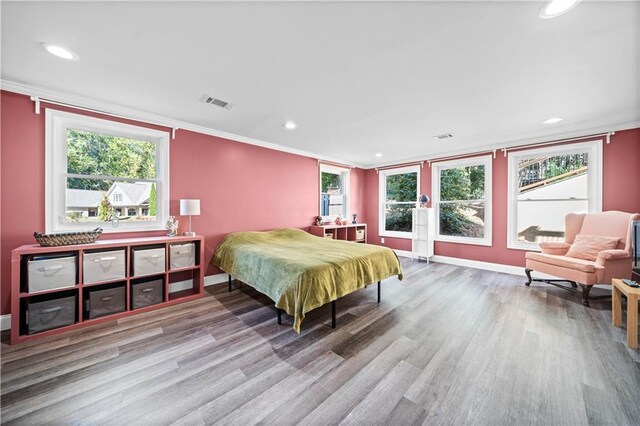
<box><xmin>200</xmin><ymin>95</ymin><xmax>233</xmax><ymax>110</ymax></box>
<box><xmin>431</xmin><ymin>133</ymin><xmax>453</xmax><ymax>140</ymax></box>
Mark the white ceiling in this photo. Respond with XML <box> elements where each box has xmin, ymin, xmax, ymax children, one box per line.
<box><xmin>2</xmin><ymin>1</ymin><xmax>639</xmax><ymax>168</ymax></box>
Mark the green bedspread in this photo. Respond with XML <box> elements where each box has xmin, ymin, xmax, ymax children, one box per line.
<box><xmin>211</xmin><ymin>228</ymin><xmax>403</xmax><ymax>333</ymax></box>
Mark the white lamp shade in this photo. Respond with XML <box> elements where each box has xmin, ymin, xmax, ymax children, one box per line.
<box><xmin>180</xmin><ymin>199</ymin><xmax>200</xmax><ymax>216</ymax></box>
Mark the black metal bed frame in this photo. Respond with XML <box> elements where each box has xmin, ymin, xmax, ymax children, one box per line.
<box><xmin>228</xmin><ymin>275</ymin><xmax>381</xmax><ymax>329</ymax></box>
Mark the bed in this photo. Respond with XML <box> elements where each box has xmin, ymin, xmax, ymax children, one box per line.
<box><xmin>211</xmin><ymin>228</ymin><xmax>403</xmax><ymax>332</ymax></box>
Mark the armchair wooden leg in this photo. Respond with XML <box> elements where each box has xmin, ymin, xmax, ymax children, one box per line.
<box><xmin>580</xmin><ymin>284</ymin><xmax>592</xmax><ymax>306</ymax></box>
<box><xmin>525</xmin><ymin>268</ymin><xmax>533</xmax><ymax>286</ymax></box>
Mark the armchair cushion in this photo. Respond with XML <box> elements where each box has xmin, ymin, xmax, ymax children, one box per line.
<box><xmin>595</xmin><ymin>249</ymin><xmax>630</xmax><ymax>263</ymax></box>
<box><xmin>526</xmin><ymin>252</ymin><xmax>598</xmax><ymax>273</ymax></box>
<box><xmin>565</xmin><ymin>234</ymin><xmax>621</xmax><ymax>261</ymax></box>
<box><xmin>539</xmin><ymin>242</ymin><xmax>571</xmax><ymax>255</ymax></box>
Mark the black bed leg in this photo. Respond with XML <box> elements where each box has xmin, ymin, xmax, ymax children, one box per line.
<box><xmin>377</xmin><ymin>280</ymin><xmax>381</xmax><ymax>303</ymax></box>
<box><xmin>228</xmin><ymin>275</ymin><xmax>232</xmax><ymax>292</ymax></box>
<box><xmin>277</xmin><ymin>308</ymin><xmax>282</xmax><ymax>325</ymax></box>
<box><xmin>331</xmin><ymin>300</ymin><xmax>336</xmax><ymax>329</ymax></box>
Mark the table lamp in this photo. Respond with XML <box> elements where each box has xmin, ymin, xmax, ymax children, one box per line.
<box><xmin>179</xmin><ymin>199</ymin><xmax>200</xmax><ymax>237</ymax></box>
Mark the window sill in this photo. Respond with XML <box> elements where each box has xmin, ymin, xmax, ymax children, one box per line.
<box><xmin>379</xmin><ymin>232</ymin><xmax>412</xmax><ymax>240</ymax></box>
<box><xmin>434</xmin><ymin>236</ymin><xmax>492</xmax><ymax>247</ymax></box>
<box><xmin>50</xmin><ymin>224</ymin><xmax>167</xmax><ymax>234</ymax></box>
<box><xmin>507</xmin><ymin>242</ymin><xmax>542</xmax><ymax>252</ymax></box>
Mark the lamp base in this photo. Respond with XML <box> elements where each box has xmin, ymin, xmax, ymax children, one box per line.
<box><xmin>183</xmin><ymin>231</ymin><xmax>196</xmax><ymax>237</ymax></box>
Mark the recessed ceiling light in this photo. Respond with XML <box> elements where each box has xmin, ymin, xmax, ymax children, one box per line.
<box><xmin>543</xmin><ymin>117</ymin><xmax>564</xmax><ymax>124</ymax></box>
<box><xmin>283</xmin><ymin>121</ymin><xmax>297</xmax><ymax>130</ymax></box>
<box><xmin>41</xmin><ymin>43</ymin><xmax>79</xmax><ymax>61</ymax></box>
<box><xmin>375</xmin><ymin>152</ymin><xmax>383</xmax><ymax>158</ymax></box>
<box><xmin>539</xmin><ymin>0</ymin><xmax>581</xmax><ymax>19</ymax></box>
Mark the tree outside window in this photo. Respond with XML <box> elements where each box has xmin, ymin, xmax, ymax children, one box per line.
<box><xmin>433</xmin><ymin>156</ymin><xmax>492</xmax><ymax>245</ymax></box>
<box><xmin>379</xmin><ymin>166</ymin><xmax>419</xmax><ymax>238</ymax></box>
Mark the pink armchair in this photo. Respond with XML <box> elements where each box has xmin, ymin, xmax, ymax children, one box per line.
<box><xmin>525</xmin><ymin>211</ymin><xmax>640</xmax><ymax>305</ymax></box>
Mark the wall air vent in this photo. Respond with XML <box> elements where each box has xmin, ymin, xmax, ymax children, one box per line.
<box><xmin>431</xmin><ymin>133</ymin><xmax>453</xmax><ymax>140</ymax></box>
<box><xmin>200</xmin><ymin>95</ymin><xmax>233</xmax><ymax>110</ymax></box>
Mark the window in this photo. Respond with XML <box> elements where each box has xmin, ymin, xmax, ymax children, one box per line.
<box><xmin>379</xmin><ymin>166</ymin><xmax>419</xmax><ymax>238</ymax></box>
<box><xmin>432</xmin><ymin>156</ymin><xmax>492</xmax><ymax>245</ymax></box>
<box><xmin>319</xmin><ymin>164</ymin><xmax>350</xmax><ymax>220</ymax></box>
<box><xmin>507</xmin><ymin>140</ymin><xmax>602</xmax><ymax>250</ymax></box>
<box><xmin>127</xmin><ymin>208</ymin><xmax>137</xmax><ymax>217</ymax></box>
<box><xmin>46</xmin><ymin>109</ymin><xmax>169</xmax><ymax>233</ymax></box>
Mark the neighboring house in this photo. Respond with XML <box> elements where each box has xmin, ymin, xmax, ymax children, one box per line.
<box><xmin>66</xmin><ymin>182</ymin><xmax>153</xmax><ymax>219</ymax></box>
<box><xmin>66</xmin><ymin>188</ymin><xmax>103</xmax><ymax>217</ymax></box>
<box><xmin>107</xmin><ymin>182</ymin><xmax>152</xmax><ymax>218</ymax></box>
<box><xmin>517</xmin><ymin>173</ymin><xmax>587</xmax><ymax>242</ymax></box>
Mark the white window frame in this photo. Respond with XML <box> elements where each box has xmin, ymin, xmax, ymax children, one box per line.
<box><xmin>432</xmin><ymin>155</ymin><xmax>492</xmax><ymax>246</ymax></box>
<box><xmin>507</xmin><ymin>140</ymin><xmax>602</xmax><ymax>251</ymax></box>
<box><xmin>378</xmin><ymin>165</ymin><xmax>420</xmax><ymax>239</ymax></box>
<box><xmin>319</xmin><ymin>164</ymin><xmax>350</xmax><ymax>221</ymax></box>
<box><xmin>46</xmin><ymin>109</ymin><xmax>170</xmax><ymax>233</ymax></box>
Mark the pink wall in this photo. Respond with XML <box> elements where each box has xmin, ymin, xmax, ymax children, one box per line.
<box><xmin>1</xmin><ymin>88</ymin><xmax>638</xmax><ymax>316</ymax></box>
<box><xmin>365</xmin><ymin>128</ymin><xmax>640</xmax><ymax>265</ymax></box>
<box><xmin>0</xmin><ymin>90</ymin><xmax>366</xmax><ymax>315</ymax></box>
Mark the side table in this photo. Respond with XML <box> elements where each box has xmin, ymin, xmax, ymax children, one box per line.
<box><xmin>612</xmin><ymin>278</ymin><xmax>640</xmax><ymax>349</ymax></box>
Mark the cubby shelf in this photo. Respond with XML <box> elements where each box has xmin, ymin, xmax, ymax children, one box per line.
<box><xmin>309</xmin><ymin>223</ymin><xmax>367</xmax><ymax>243</ymax></box>
<box><xmin>10</xmin><ymin>235</ymin><xmax>205</xmax><ymax>345</ymax></box>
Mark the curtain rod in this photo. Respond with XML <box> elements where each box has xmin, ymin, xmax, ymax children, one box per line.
<box><xmin>317</xmin><ymin>159</ymin><xmax>355</xmax><ymax>169</ymax></box>
<box><xmin>30</xmin><ymin>96</ymin><xmax>179</xmax><ymax>139</ymax></box>
<box><xmin>375</xmin><ymin>160</ymin><xmax>425</xmax><ymax>173</ymax></box>
<box><xmin>376</xmin><ymin>131</ymin><xmax>614</xmax><ymax>171</ymax></box>
<box><xmin>500</xmin><ymin>131</ymin><xmax>613</xmax><ymax>157</ymax></box>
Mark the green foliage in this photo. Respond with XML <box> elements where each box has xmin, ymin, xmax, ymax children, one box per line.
<box><xmin>385</xmin><ymin>205</ymin><xmax>413</xmax><ymax>232</ymax></box>
<box><xmin>383</xmin><ymin>172</ymin><xmax>417</xmax><ymax>232</ymax></box>
<box><xmin>66</xmin><ymin>211</ymin><xmax>83</xmax><ymax>222</ymax></box>
<box><xmin>439</xmin><ymin>166</ymin><xmax>485</xmax><ymax>237</ymax></box>
<box><xmin>519</xmin><ymin>153</ymin><xmax>588</xmax><ymax>189</ymax></box>
<box><xmin>66</xmin><ymin>129</ymin><xmax>156</xmax><ymax>190</ymax></box>
<box><xmin>98</xmin><ymin>195</ymin><xmax>112</xmax><ymax>221</ymax></box>
<box><xmin>149</xmin><ymin>183</ymin><xmax>157</xmax><ymax>216</ymax></box>
<box><xmin>386</xmin><ymin>173</ymin><xmax>417</xmax><ymax>202</ymax></box>
<box><xmin>321</xmin><ymin>172</ymin><xmax>342</xmax><ymax>193</ymax></box>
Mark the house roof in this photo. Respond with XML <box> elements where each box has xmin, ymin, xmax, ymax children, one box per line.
<box><xmin>107</xmin><ymin>182</ymin><xmax>152</xmax><ymax>206</ymax></box>
<box><xmin>66</xmin><ymin>189</ymin><xmax>103</xmax><ymax>208</ymax></box>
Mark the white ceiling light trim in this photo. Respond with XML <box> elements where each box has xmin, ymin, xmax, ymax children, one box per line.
<box><xmin>539</xmin><ymin>0</ymin><xmax>581</xmax><ymax>19</ymax></box>
<box><xmin>543</xmin><ymin>116</ymin><xmax>564</xmax><ymax>124</ymax></box>
<box><xmin>283</xmin><ymin>121</ymin><xmax>297</xmax><ymax>130</ymax></box>
<box><xmin>41</xmin><ymin>43</ymin><xmax>79</xmax><ymax>61</ymax></box>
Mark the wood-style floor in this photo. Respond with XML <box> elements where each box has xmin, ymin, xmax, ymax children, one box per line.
<box><xmin>2</xmin><ymin>259</ymin><xmax>640</xmax><ymax>425</ymax></box>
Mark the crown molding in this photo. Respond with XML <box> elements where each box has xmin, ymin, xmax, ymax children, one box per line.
<box><xmin>363</xmin><ymin>119</ymin><xmax>640</xmax><ymax>169</ymax></box>
<box><xmin>0</xmin><ymin>79</ymin><xmax>363</xmax><ymax>168</ymax></box>
<box><xmin>3</xmin><ymin>79</ymin><xmax>637</xmax><ymax>171</ymax></box>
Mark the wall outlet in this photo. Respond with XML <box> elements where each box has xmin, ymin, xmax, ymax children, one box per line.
<box><xmin>381</xmin><ymin>238</ymin><xmax>385</xmax><ymax>244</ymax></box>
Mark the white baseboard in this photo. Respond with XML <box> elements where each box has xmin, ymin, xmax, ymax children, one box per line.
<box><xmin>393</xmin><ymin>249</ymin><xmax>413</xmax><ymax>258</ymax></box>
<box><xmin>394</xmin><ymin>249</ymin><xmax>558</xmax><ymax>280</ymax></box>
<box><xmin>1</xmin><ymin>314</ymin><xmax>10</xmax><ymax>332</ymax></box>
<box><xmin>430</xmin><ymin>255</ymin><xmax>558</xmax><ymax>279</ymax></box>
<box><xmin>0</xmin><ymin>273</ymin><xmax>232</xmax><ymax>332</ymax></box>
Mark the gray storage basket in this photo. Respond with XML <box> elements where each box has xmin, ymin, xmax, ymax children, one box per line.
<box><xmin>86</xmin><ymin>285</ymin><xmax>126</xmax><ymax>319</ymax></box>
<box><xmin>131</xmin><ymin>279</ymin><xmax>163</xmax><ymax>309</ymax></box>
<box><xmin>27</xmin><ymin>295</ymin><xmax>77</xmax><ymax>334</ymax></box>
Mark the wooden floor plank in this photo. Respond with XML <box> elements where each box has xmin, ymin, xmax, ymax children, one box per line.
<box><xmin>2</xmin><ymin>259</ymin><xmax>639</xmax><ymax>425</ymax></box>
